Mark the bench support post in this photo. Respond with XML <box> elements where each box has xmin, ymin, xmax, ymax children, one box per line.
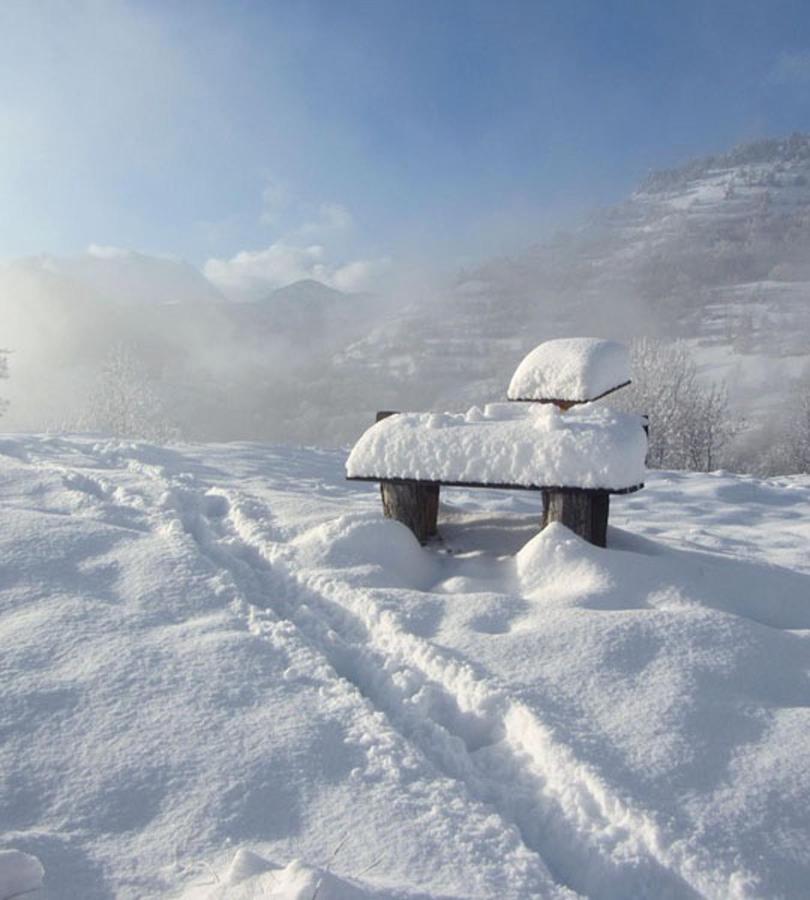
<box><xmin>375</xmin><ymin>410</ymin><xmax>439</xmax><ymax>543</ymax></box>
<box><xmin>380</xmin><ymin>481</ymin><xmax>439</xmax><ymax>544</ymax></box>
<box><xmin>542</xmin><ymin>489</ymin><xmax>609</xmax><ymax>548</ymax></box>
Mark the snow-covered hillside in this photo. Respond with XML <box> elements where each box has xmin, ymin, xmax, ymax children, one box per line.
<box><xmin>335</xmin><ymin>134</ymin><xmax>810</xmax><ymax>425</ymax></box>
<box><xmin>2</xmin><ymin>436</ymin><xmax>809</xmax><ymax>898</ymax></box>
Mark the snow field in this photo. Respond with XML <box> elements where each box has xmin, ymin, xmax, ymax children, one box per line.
<box><xmin>283</xmin><ymin>518</ymin><xmax>756</xmax><ymax>898</ymax></box>
<box><xmin>179</xmin><ymin>849</ymin><xmax>416</xmax><ymax>899</ymax></box>
<box><xmin>1</xmin><ymin>438</ymin><xmax>810</xmax><ymax>898</ymax></box>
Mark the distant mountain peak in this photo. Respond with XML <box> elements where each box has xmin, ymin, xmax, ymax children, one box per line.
<box><xmin>264</xmin><ymin>279</ymin><xmax>346</xmax><ymax>302</ymax></box>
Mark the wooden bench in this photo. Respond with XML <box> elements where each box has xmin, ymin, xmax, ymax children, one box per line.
<box><xmin>346</xmin><ymin>410</ymin><xmax>645</xmax><ymax>547</ymax></box>
<box><xmin>346</xmin><ymin>339</ymin><xmax>647</xmax><ymax>548</ymax></box>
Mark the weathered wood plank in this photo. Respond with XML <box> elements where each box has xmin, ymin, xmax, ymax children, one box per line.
<box><xmin>347</xmin><ymin>474</ymin><xmax>643</xmax><ymax>496</ymax></box>
<box><xmin>590</xmin><ymin>492</ymin><xmax>609</xmax><ymax>548</ymax></box>
<box><xmin>507</xmin><ymin>379</ymin><xmax>632</xmax><ymax>406</ymax></box>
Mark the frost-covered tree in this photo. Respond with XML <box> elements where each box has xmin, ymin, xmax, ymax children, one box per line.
<box><xmin>0</xmin><ymin>349</ymin><xmax>8</xmax><ymax>418</ymax></box>
<box><xmin>782</xmin><ymin>390</ymin><xmax>810</xmax><ymax>473</ymax></box>
<box><xmin>755</xmin><ymin>373</ymin><xmax>810</xmax><ymax>474</ymax></box>
<box><xmin>613</xmin><ymin>338</ymin><xmax>739</xmax><ymax>471</ymax></box>
<box><xmin>84</xmin><ymin>343</ymin><xmax>176</xmax><ymax>442</ymax></box>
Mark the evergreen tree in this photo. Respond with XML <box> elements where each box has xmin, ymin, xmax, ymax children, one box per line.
<box><xmin>0</xmin><ymin>349</ymin><xmax>8</xmax><ymax>418</ymax></box>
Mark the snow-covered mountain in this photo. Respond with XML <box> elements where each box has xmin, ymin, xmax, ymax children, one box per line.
<box><xmin>264</xmin><ymin>277</ymin><xmax>346</xmax><ymax>306</ymax></box>
<box><xmin>591</xmin><ymin>134</ymin><xmax>810</xmax><ymax>353</ymax></box>
<box><xmin>1</xmin><ymin>436</ymin><xmax>809</xmax><ymax>898</ymax></box>
<box><xmin>231</xmin><ymin>278</ymin><xmax>372</xmax><ymax>345</ymax></box>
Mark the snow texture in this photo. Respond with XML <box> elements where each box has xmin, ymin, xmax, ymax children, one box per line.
<box><xmin>0</xmin><ymin>850</ymin><xmax>44</xmax><ymax>899</ymax></box>
<box><xmin>2</xmin><ymin>436</ymin><xmax>810</xmax><ymax>898</ymax></box>
<box><xmin>346</xmin><ymin>402</ymin><xmax>646</xmax><ymax>490</ymax></box>
<box><xmin>178</xmin><ymin>848</ymin><xmax>416</xmax><ymax>899</ymax></box>
<box><xmin>507</xmin><ymin>338</ymin><xmax>631</xmax><ymax>402</ymax></box>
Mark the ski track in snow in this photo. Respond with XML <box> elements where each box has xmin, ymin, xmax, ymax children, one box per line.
<box><xmin>152</xmin><ymin>485</ymin><xmax>561</xmax><ymax>898</ymax></box>
<box><xmin>69</xmin><ymin>448</ymin><xmax>556</xmax><ymax>899</ymax></box>
<box><xmin>217</xmin><ymin>496</ymin><xmax>745</xmax><ymax>900</ymax></box>
<box><xmin>107</xmin><ymin>449</ymin><xmax>735</xmax><ymax>900</ymax></box>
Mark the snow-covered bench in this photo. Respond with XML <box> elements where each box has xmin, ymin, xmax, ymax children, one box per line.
<box><xmin>346</xmin><ymin>339</ymin><xmax>647</xmax><ymax>547</ymax></box>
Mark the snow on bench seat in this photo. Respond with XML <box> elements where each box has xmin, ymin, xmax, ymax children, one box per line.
<box><xmin>346</xmin><ymin>402</ymin><xmax>647</xmax><ymax>492</ymax></box>
<box><xmin>508</xmin><ymin>337</ymin><xmax>631</xmax><ymax>404</ymax></box>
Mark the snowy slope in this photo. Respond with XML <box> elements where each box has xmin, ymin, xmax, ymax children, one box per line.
<box><xmin>334</xmin><ymin>134</ymin><xmax>810</xmax><ymax>427</ymax></box>
<box><xmin>1</xmin><ymin>437</ymin><xmax>810</xmax><ymax>898</ymax></box>
<box><xmin>594</xmin><ymin>139</ymin><xmax>810</xmax><ymax>373</ymax></box>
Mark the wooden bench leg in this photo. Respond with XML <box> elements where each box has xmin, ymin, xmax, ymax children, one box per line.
<box><xmin>542</xmin><ymin>489</ymin><xmax>609</xmax><ymax>548</ymax></box>
<box><xmin>374</xmin><ymin>410</ymin><xmax>439</xmax><ymax>543</ymax></box>
<box><xmin>380</xmin><ymin>481</ymin><xmax>440</xmax><ymax>544</ymax></box>
<box><xmin>590</xmin><ymin>493</ymin><xmax>609</xmax><ymax>548</ymax></box>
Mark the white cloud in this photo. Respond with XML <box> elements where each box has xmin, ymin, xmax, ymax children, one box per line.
<box><xmin>204</xmin><ymin>240</ymin><xmax>389</xmax><ymax>298</ymax></box>
<box><xmin>331</xmin><ymin>257</ymin><xmax>389</xmax><ymax>292</ymax></box>
<box><xmin>204</xmin><ymin>243</ymin><xmax>325</xmax><ymax>296</ymax></box>
<box><xmin>206</xmin><ymin>188</ymin><xmax>386</xmax><ymax>298</ymax></box>
<box><xmin>86</xmin><ymin>243</ymin><xmax>133</xmax><ymax>259</ymax></box>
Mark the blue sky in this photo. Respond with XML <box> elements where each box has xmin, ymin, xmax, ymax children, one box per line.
<box><xmin>3</xmin><ymin>0</ymin><xmax>810</xmax><ymax>291</ymax></box>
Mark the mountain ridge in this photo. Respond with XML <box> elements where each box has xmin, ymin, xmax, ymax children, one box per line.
<box><xmin>638</xmin><ymin>131</ymin><xmax>810</xmax><ymax>195</ymax></box>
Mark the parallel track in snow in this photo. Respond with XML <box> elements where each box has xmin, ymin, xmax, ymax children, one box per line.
<box><xmin>167</xmin><ymin>479</ymin><xmax>729</xmax><ymax>900</ymax></box>
<box><xmin>64</xmin><ymin>445</ymin><xmax>742</xmax><ymax>899</ymax></box>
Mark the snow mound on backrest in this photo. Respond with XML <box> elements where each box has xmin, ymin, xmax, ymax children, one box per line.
<box><xmin>0</xmin><ymin>849</ymin><xmax>44</xmax><ymax>900</ymax></box>
<box><xmin>508</xmin><ymin>337</ymin><xmax>631</xmax><ymax>402</ymax></box>
<box><xmin>178</xmin><ymin>850</ymin><xmax>404</xmax><ymax>899</ymax></box>
<box><xmin>293</xmin><ymin>515</ymin><xmax>438</xmax><ymax>590</ymax></box>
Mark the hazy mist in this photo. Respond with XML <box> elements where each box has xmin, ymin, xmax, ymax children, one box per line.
<box><xmin>4</xmin><ymin>130</ymin><xmax>810</xmax><ymax>463</ymax></box>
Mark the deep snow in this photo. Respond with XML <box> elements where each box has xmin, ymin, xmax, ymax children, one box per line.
<box><xmin>346</xmin><ymin>404</ymin><xmax>647</xmax><ymax>490</ymax></box>
<box><xmin>1</xmin><ymin>436</ymin><xmax>809</xmax><ymax>898</ymax></box>
<box><xmin>507</xmin><ymin>339</ymin><xmax>631</xmax><ymax>403</ymax></box>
